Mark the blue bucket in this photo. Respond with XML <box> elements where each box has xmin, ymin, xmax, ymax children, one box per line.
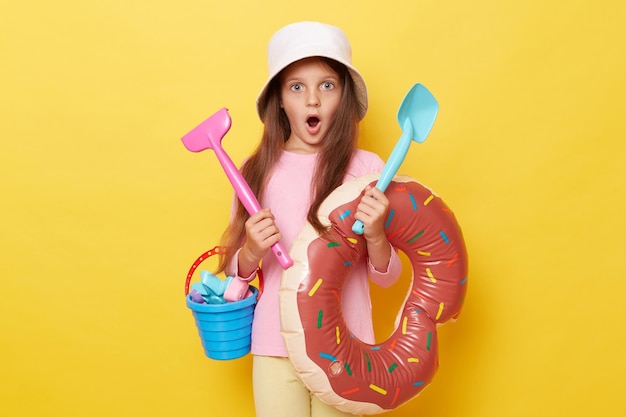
<box><xmin>186</xmin><ymin>286</ymin><xmax>258</xmax><ymax>360</ymax></box>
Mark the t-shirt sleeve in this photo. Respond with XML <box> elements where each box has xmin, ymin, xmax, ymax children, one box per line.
<box><xmin>226</xmin><ymin>247</ymin><xmax>258</xmax><ymax>282</ymax></box>
<box><xmin>344</xmin><ymin>149</ymin><xmax>385</xmax><ymax>180</ymax></box>
<box><xmin>367</xmin><ymin>243</ymin><xmax>402</xmax><ymax>288</ymax></box>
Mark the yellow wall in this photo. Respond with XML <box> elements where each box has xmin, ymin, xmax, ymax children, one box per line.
<box><xmin>2</xmin><ymin>1</ymin><xmax>625</xmax><ymax>416</ymax></box>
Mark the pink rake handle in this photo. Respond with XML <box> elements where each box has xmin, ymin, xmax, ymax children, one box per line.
<box><xmin>181</xmin><ymin>108</ymin><xmax>293</xmax><ymax>269</ymax></box>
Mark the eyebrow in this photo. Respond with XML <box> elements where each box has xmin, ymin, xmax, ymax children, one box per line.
<box><xmin>283</xmin><ymin>74</ymin><xmax>341</xmax><ymax>85</ymax></box>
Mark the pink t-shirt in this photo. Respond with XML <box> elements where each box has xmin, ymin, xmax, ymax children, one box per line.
<box><xmin>229</xmin><ymin>149</ymin><xmax>401</xmax><ymax>357</ymax></box>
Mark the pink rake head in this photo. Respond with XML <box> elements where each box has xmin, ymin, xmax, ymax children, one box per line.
<box><xmin>181</xmin><ymin>107</ymin><xmax>231</xmax><ymax>152</ymax></box>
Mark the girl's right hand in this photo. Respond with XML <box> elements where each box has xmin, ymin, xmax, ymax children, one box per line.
<box><xmin>241</xmin><ymin>208</ymin><xmax>282</xmax><ymax>265</ymax></box>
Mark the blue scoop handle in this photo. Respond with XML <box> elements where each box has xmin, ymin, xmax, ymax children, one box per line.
<box><xmin>352</xmin><ymin>120</ymin><xmax>413</xmax><ymax>235</ymax></box>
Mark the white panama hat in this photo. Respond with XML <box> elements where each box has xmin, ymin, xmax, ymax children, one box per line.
<box><xmin>256</xmin><ymin>21</ymin><xmax>368</xmax><ymax>121</ymax></box>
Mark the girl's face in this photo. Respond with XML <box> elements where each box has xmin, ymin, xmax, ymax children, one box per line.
<box><xmin>279</xmin><ymin>57</ymin><xmax>343</xmax><ymax>154</ymax></box>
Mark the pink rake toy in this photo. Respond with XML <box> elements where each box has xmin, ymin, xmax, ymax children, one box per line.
<box><xmin>181</xmin><ymin>108</ymin><xmax>293</xmax><ymax>269</ymax></box>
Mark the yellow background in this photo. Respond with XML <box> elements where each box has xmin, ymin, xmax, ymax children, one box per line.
<box><xmin>2</xmin><ymin>0</ymin><xmax>625</xmax><ymax>416</ymax></box>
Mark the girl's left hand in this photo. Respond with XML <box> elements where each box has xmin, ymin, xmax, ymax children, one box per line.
<box><xmin>354</xmin><ymin>186</ymin><xmax>390</xmax><ymax>243</ymax></box>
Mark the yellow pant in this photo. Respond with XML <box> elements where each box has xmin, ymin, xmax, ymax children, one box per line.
<box><xmin>252</xmin><ymin>356</ymin><xmax>361</xmax><ymax>417</ymax></box>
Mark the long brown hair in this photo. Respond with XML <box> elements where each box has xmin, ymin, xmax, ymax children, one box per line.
<box><xmin>216</xmin><ymin>57</ymin><xmax>361</xmax><ymax>273</ymax></box>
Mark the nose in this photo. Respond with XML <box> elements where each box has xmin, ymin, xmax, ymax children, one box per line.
<box><xmin>306</xmin><ymin>90</ymin><xmax>320</xmax><ymax>107</ymax></box>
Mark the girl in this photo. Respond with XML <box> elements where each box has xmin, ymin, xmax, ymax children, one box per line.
<box><xmin>216</xmin><ymin>21</ymin><xmax>402</xmax><ymax>417</ymax></box>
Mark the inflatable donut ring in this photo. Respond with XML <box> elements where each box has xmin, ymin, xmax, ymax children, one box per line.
<box><xmin>279</xmin><ymin>174</ymin><xmax>468</xmax><ymax>415</ymax></box>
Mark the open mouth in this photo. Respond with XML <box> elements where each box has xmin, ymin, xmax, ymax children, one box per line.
<box><xmin>306</xmin><ymin>116</ymin><xmax>320</xmax><ymax>128</ymax></box>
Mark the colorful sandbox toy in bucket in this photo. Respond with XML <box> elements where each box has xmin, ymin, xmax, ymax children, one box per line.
<box><xmin>184</xmin><ymin>246</ymin><xmax>262</xmax><ymax>360</ymax></box>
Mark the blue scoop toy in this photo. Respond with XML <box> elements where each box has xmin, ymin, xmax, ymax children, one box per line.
<box><xmin>352</xmin><ymin>83</ymin><xmax>439</xmax><ymax>235</ymax></box>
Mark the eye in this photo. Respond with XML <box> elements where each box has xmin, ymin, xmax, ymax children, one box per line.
<box><xmin>321</xmin><ymin>81</ymin><xmax>335</xmax><ymax>90</ymax></box>
<box><xmin>290</xmin><ymin>83</ymin><xmax>304</xmax><ymax>92</ymax></box>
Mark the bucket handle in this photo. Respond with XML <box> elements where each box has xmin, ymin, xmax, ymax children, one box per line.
<box><xmin>184</xmin><ymin>246</ymin><xmax>264</xmax><ymax>300</ymax></box>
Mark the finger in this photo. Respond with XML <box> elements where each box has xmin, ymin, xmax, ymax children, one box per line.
<box><xmin>368</xmin><ymin>186</ymin><xmax>390</xmax><ymax>204</ymax></box>
<box><xmin>251</xmin><ymin>208</ymin><xmax>275</xmax><ymax>222</ymax></box>
<box><xmin>369</xmin><ymin>187</ymin><xmax>385</xmax><ymax>200</ymax></box>
<box><xmin>248</xmin><ymin>219</ymin><xmax>277</xmax><ymax>239</ymax></box>
<box><xmin>363</xmin><ymin>186</ymin><xmax>376</xmax><ymax>199</ymax></box>
<box><xmin>359</xmin><ymin>196</ymin><xmax>383</xmax><ymax>213</ymax></box>
<box><xmin>258</xmin><ymin>223</ymin><xmax>280</xmax><ymax>242</ymax></box>
<box><xmin>247</xmin><ymin>210</ymin><xmax>275</xmax><ymax>229</ymax></box>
